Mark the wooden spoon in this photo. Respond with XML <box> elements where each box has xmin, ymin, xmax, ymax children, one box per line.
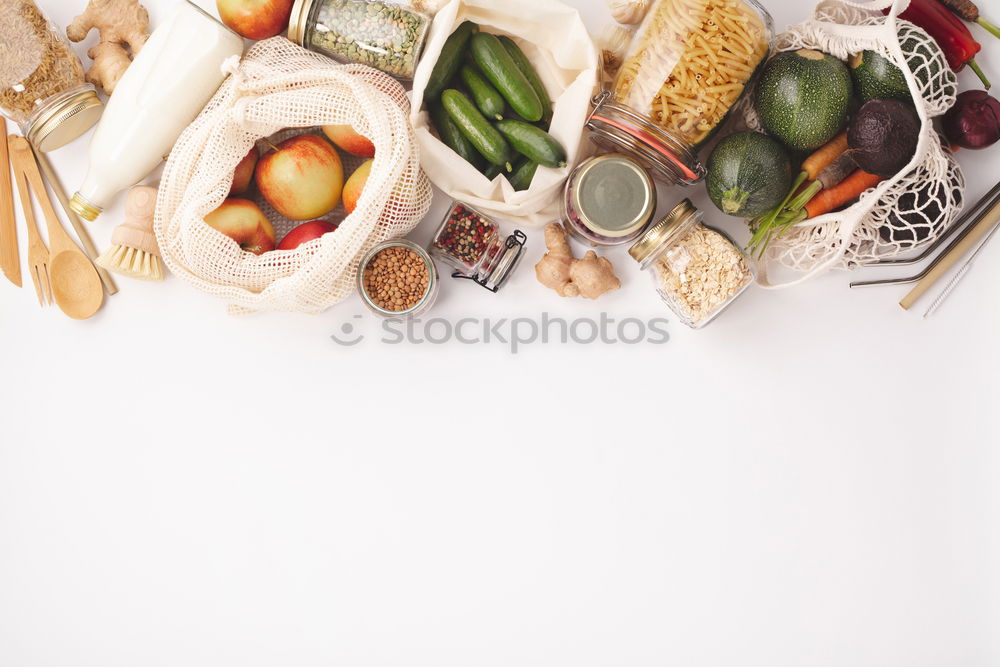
<box><xmin>8</xmin><ymin>136</ymin><xmax>103</xmax><ymax>320</ymax></box>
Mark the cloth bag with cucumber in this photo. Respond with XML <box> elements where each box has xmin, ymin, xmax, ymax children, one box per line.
<box><xmin>732</xmin><ymin>0</ymin><xmax>965</xmax><ymax>288</ymax></box>
<box><xmin>410</xmin><ymin>0</ymin><xmax>598</xmax><ymax>227</ymax></box>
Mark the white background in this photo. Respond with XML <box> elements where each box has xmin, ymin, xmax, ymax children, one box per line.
<box><xmin>2</xmin><ymin>0</ymin><xmax>998</xmax><ymax>665</ymax></box>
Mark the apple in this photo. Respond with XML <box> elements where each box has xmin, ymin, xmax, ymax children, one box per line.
<box><xmin>204</xmin><ymin>198</ymin><xmax>276</xmax><ymax>255</ymax></box>
<box><xmin>216</xmin><ymin>0</ymin><xmax>293</xmax><ymax>40</ymax></box>
<box><xmin>277</xmin><ymin>220</ymin><xmax>339</xmax><ymax>250</ymax></box>
<box><xmin>256</xmin><ymin>134</ymin><xmax>344</xmax><ymax>221</ymax></box>
<box><xmin>230</xmin><ymin>147</ymin><xmax>259</xmax><ymax>195</ymax></box>
<box><xmin>322</xmin><ymin>124</ymin><xmax>376</xmax><ymax>158</ymax></box>
<box><xmin>343</xmin><ymin>159</ymin><xmax>374</xmax><ymax>215</ymax></box>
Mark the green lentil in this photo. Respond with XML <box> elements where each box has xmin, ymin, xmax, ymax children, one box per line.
<box><xmin>307</xmin><ymin>0</ymin><xmax>429</xmax><ymax>79</ymax></box>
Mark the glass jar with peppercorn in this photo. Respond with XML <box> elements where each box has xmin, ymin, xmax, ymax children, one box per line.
<box><xmin>429</xmin><ymin>202</ymin><xmax>526</xmax><ymax>292</ymax></box>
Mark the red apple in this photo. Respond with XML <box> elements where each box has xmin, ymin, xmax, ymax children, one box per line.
<box><xmin>256</xmin><ymin>134</ymin><xmax>344</xmax><ymax>221</ymax></box>
<box><xmin>216</xmin><ymin>0</ymin><xmax>293</xmax><ymax>41</ymax></box>
<box><xmin>277</xmin><ymin>220</ymin><xmax>339</xmax><ymax>250</ymax></box>
<box><xmin>204</xmin><ymin>198</ymin><xmax>276</xmax><ymax>255</ymax></box>
<box><xmin>230</xmin><ymin>147</ymin><xmax>259</xmax><ymax>195</ymax></box>
<box><xmin>343</xmin><ymin>159</ymin><xmax>374</xmax><ymax>215</ymax></box>
<box><xmin>322</xmin><ymin>124</ymin><xmax>376</xmax><ymax>158</ymax></box>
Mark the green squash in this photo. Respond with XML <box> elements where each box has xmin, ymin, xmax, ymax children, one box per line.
<box><xmin>706</xmin><ymin>131</ymin><xmax>792</xmax><ymax>218</ymax></box>
<box><xmin>755</xmin><ymin>49</ymin><xmax>853</xmax><ymax>151</ymax></box>
<box><xmin>850</xmin><ymin>50</ymin><xmax>911</xmax><ymax>103</ymax></box>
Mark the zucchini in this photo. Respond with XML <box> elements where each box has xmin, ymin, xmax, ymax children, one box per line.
<box><xmin>460</xmin><ymin>64</ymin><xmax>506</xmax><ymax>120</ymax></box>
<box><xmin>706</xmin><ymin>131</ymin><xmax>792</xmax><ymax>218</ymax></box>
<box><xmin>442</xmin><ymin>89</ymin><xmax>513</xmax><ymax>169</ymax></box>
<box><xmin>494</xmin><ymin>119</ymin><xmax>566</xmax><ymax>168</ymax></box>
<box><xmin>849</xmin><ymin>50</ymin><xmax>911</xmax><ymax>103</ymax></box>
<box><xmin>470</xmin><ymin>33</ymin><xmax>544</xmax><ymax>123</ymax></box>
<box><xmin>425</xmin><ymin>21</ymin><xmax>479</xmax><ymax>100</ymax></box>
<box><xmin>755</xmin><ymin>49</ymin><xmax>853</xmax><ymax>151</ymax></box>
<box><xmin>429</xmin><ymin>101</ymin><xmax>485</xmax><ymax>170</ymax></box>
<box><xmin>497</xmin><ymin>35</ymin><xmax>552</xmax><ymax>123</ymax></box>
<box><xmin>507</xmin><ymin>159</ymin><xmax>538</xmax><ymax>191</ymax></box>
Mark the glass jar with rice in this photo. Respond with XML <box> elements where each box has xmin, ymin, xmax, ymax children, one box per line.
<box><xmin>0</xmin><ymin>0</ymin><xmax>104</xmax><ymax>152</ymax></box>
<box><xmin>588</xmin><ymin>0</ymin><xmax>772</xmax><ymax>185</ymax></box>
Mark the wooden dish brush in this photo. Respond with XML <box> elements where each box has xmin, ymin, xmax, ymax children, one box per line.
<box><xmin>96</xmin><ymin>185</ymin><xmax>164</xmax><ymax>281</ymax></box>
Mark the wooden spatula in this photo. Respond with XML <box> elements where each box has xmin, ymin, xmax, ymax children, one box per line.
<box><xmin>0</xmin><ymin>120</ymin><xmax>20</xmax><ymax>287</ymax></box>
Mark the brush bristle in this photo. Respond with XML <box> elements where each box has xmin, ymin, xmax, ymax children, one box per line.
<box><xmin>96</xmin><ymin>244</ymin><xmax>165</xmax><ymax>281</ymax></box>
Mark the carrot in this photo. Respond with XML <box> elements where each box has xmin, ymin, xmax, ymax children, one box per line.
<box><xmin>801</xmin><ymin>131</ymin><xmax>849</xmax><ymax>181</ymax></box>
<box><xmin>804</xmin><ymin>169</ymin><xmax>883</xmax><ymax>219</ymax></box>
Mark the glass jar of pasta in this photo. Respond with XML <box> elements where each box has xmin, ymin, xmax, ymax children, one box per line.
<box><xmin>588</xmin><ymin>0</ymin><xmax>772</xmax><ymax>185</ymax></box>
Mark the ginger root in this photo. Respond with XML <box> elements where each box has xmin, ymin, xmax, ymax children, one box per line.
<box><xmin>535</xmin><ymin>223</ymin><xmax>621</xmax><ymax>300</ymax></box>
<box><xmin>67</xmin><ymin>0</ymin><xmax>150</xmax><ymax>96</ymax></box>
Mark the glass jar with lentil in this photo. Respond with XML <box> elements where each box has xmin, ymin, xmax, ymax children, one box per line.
<box><xmin>629</xmin><ymin>199</ymin><xmax>755</xmax><ymax>329</ymax></box>
<box><xmin>358</xmin><ymin>239</ymin><xmax>439</xmax><ymax>318</ymax></box>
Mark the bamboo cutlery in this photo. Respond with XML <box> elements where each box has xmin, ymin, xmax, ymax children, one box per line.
<box><xmin>3</xmin><ymin>126</ymin><xmax>105</xmax><ymax>320</ymax></box>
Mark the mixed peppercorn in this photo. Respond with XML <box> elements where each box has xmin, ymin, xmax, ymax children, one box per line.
<box><xmin>433</xmin><ymin>204</ymin><xmax>499</xmax><ymax>269</ymax></box>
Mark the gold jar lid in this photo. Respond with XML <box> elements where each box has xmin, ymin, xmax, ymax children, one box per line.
<box><xmin>27</xmin><ymin>88</ymin><xmax>104</xmax><ymax>153</ymax></box>
<box><xmin>287</xmin><ymin>0</ymin><xmax>317</xmax><ymax>45</ymax></box>
<box><xmin>571</xmin><ymin>153</ymin><xmax>656</xmax><ymax>239</ymax></box>
<box><xmin>629</xmin><ymin>198</ymin><xmax>699</xmax><ymax>265</ymax></box>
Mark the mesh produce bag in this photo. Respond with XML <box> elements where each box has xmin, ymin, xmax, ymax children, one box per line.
<box><xmin>156</xmin><ymin>38</ymin><xmax>432</xmax><ymax>314</ymax></box>
<box><xmin>733</xmin><ymin>0</ymin><xmax>965</xmax><ymax>288</ymax></box>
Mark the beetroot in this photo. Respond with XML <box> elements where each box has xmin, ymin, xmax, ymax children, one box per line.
<box><xmin>848</xmin><ymin>99</ymin><xmax>921</xmax><ymax>178</ymax></box>
<box><xmin>943</xmin><ymin>90</ymin><xmax>1000</xmax><ymax>150</ymax></box>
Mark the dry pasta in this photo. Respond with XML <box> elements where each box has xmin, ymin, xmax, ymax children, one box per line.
<box><xmin>614</xmin><ymin>0</ymin><xmax>769</xmax><ymax>147</ymax></box>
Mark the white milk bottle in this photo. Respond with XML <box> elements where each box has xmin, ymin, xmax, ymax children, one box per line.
<box><xmin>70</xmin><ymin>1</ymin><xmax>244</xmax><ymax>221</ymax></box>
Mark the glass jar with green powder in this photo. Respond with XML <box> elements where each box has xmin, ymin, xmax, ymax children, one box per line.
<box><xmin>563</xmin><ymin>153</ymin><xmax>657</xmax><ymax>246</ymax></box>
<box><xmin>288</xmin><ymin>0</ymin><xmax>430</xmax><ymax>80</ymax></box>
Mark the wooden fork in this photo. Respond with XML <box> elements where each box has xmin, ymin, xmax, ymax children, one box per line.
<box><xmin>9</xmin><ymin>135</ymin><xmax>51</xmax><ymax>307</ymax></box>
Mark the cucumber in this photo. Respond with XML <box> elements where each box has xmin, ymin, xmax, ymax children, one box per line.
<box><xmin>442</xmin><ymin>89</ymin><xmax>513</xmax><ymax>169</ymax></box>
<box><xmin>497</xmin><ymin>35</ymin><xmax>552</xmax><ymax>122</ymax></box>
<box><xmin>507</xmin><ymin>159</ymin><xmax>538</xmax><ymax>191</ymax></box>
<box><xmin>470</xmin><ymin>33</ymin><xmax>544</xmax><ymax>123</ymax></box>
<box><xmin>755</xmin><ymin>49</ymin><xmax>853</xmax><ymax>151</ymax></box>
<box><xmin>460</xmin><ymin>64</ymin><xmax>506</xmax><ymax>120</ymax></box>
<box><xmin>706</xmin><ymin>131</ymin><xmax>792</xmax><ymax>218</ymax></box>
<box><xmin>483</xmin><ymin>162</ymin><xmax>504</xmax><ymax>180</ymax></box>
<box><xmin>494</xmin><ymin>119</ymin><xmax>566</xmax><ymax>168</ymax></box>
<box><xmin>429</xmin><ymin>101</ymin><xmax>485</xmax><ymax>170</ymax></box>
<box><xmin>849</xmin><ymin>50</ymin><xmax>911</xmax><ymax>103</ymax></box>
<box><xmin>425</xmin><ymin>21</ymin><xmax>479</xmax><ymax>100</ymax></box>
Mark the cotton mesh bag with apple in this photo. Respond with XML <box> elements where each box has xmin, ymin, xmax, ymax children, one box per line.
<box><xmin>156</xmin><ymin>38</ymin><xmax>432</xmax><ymax>315</ymax></box>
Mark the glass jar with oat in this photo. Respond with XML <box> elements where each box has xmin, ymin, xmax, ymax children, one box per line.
<box><xmin>0</xmin><ymin>0</ymin><xmax>104</xmax><ymax>151</ymax></box>
<box><xmin>629</xmin><ymin>199</ymin><xmax>754</xmax><ymax>329</ymax></box>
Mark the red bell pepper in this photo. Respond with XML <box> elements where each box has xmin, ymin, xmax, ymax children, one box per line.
<box><xmin>890</xmin><ymin>0</ymin><xmax>991</xmax><ymax>89</ymax></box>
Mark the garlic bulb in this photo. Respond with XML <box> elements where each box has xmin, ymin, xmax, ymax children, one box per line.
<box><xmin>607</xmin><ymin>0</ymin><xmax>650</xmax><ymax>25</ymax></box>
<box><xmin>597</xmin><ymin>24</ymin><xmax>635</xmax><ymax>80</ymax></box>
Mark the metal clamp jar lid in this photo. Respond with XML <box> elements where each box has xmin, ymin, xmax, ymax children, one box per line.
<box><xmin>586</xmin><ymin>92</ymin><xmax>705</xmax><ymax>186</ymax></box>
